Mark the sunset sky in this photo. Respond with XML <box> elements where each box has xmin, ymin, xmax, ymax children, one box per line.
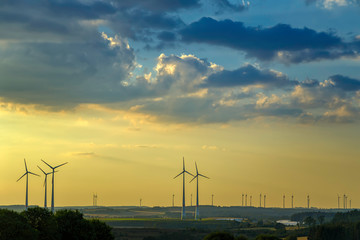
<box><xmin>1</xmin><ymin>0</ymin><xmax>360</xmax><ymax>209</ymax></box>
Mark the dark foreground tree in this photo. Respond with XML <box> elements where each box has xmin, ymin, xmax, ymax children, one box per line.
<box><xmin>22</xmin><ymin>207</ymin><xmax>59</xmax><ymax>240</ymax></box>
<box><xmin>235</xmin><ymin>235</ymin><xmax>248</xmax><ymax>240</ymax></box>
<box><xmin>203</xmin><ymin>231</ymin><xmax>235</xmax><ymax>240</ymax></box>
<box><xmin>0</xmin><ymin>209</ymin><xmax>38</xmax><ymax>240</ymax></box>
<box><xmin>55</xmin><ymin>209</ymin><xmax>114</xmax><ymax>240</ymax></box>
<box><xmin>89</xmin><ymin>219</ymin><xmax>114</xmax><ymax>240</ymax></box>
<box><xmin>255</xmin><ymin>235</ymin><xmax>280</xmax><ymax>240</ymax></box>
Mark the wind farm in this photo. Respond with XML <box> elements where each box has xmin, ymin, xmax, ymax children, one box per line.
<box><xmin>3</xmin><ymin>154</ymin><xmax>360</xmax><ymax>240</ymax></box>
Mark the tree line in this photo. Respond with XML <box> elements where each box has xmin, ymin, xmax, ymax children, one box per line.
<box><xmin>0</xmin><ymin>207</ymin><xmax>114</xmax><ymax>240</ymax></box>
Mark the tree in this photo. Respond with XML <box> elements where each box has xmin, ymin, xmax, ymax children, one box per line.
<box><xmin>235</xmin><ymin>235</ymin><xmax>248</xmax><ymax>240</ymax></box>
<box><xmin>203</xmin><ymin>231</ymin><xmax>235</xmax><ymax>240</ymax></box>
<box><xmin>55</xmin><ymin>209</ymin><xmax>94</xmax><ymax>240</ymax></box>
<box><xmin>255</xmin><ymin>235</ymin><xmax>280</xmax><ymax>240</ymax></box>
<box><xmin>22</xmin><ymin>207</ymin><xmax>59</xmax><ymax>240</ymax></box>
<box><xmin>55</xmin><ymin>209</ymin><xmax>114</xmax><ymax>240</ymax></box>
<box><xmin>317</xmin><ymin>215</ymin><xmax>325</xmax><ymax>225</ymax></box>
<box><xmin>0</xmin><ymin>209</ymin><xmax>38</xmax><ymax>240</ymax></box>
<box><xmin>285</xmin><ymin>235</ymin><xmax>297</xmax><ymax>240</ymax></box>
<box><xmin>88</xmin><ymin>219</ymin><xmax>114</xmax><ymax>240</ymax></box>
<box><xmin>304</xmin><ymin>216</ymin><xmax>316</xmax><ymax>227</ymax></box>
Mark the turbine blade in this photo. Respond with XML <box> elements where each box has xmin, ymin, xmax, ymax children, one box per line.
<box><xmin>24</xmin><ymin>159</ymin><xmax>28</xmax><ymax>172</ymax></box>
<box><xmin>185</xmin><ymin>170</ymin><xmax>194</xmax><ymax>176</ymax></box>
<box><xmin>28</xmin><ymin>171</ymin><xmax>40</xmax><ymax>177</ymax></box>
<box><xmin>54</xmin><ymin>162</ymin><xmax>68</xmax><ymax>169</ymax></box>
<box><xmin>17</xmin><ymin>173</ymin><xmax>27</xmax><ymax>182</ymax></box>
<box><xmin>37</xmin><ymin>166</ymin><xmax>46</xmax><ymax>175</ymax></box>
<box><xmin>189</xmin><ymin>175</ymin><xmax>197</xmax><ymax>183</ymax></box>
<box><xmin>199</xmin><ymin>174</ymin><xmax>209</xmax><ymax>179</ymax></box>
<box><xmin>195</xmin><ymin>162</ymin><xmax>199</xmax><ymax>175</ymax></box>
<box><xmin>173</xmin><ymin>171</ymin><xmax>184</xmax><ymax>179</ymax></box>
<box><xmin>41</xmin><ymin>159</ymin><xmax>53</xmax><ymax>169</ymax></box>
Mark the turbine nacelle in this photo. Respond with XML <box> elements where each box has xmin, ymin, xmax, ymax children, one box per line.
<box><xmin>17</xmin><ymin>159</ymin><xmax>40</xmax><ymax>182</ymax></box>
<box><xmin>189</xmin><ymin>162</ymin><xmax>209</xmax><ymax>183</ymax></box>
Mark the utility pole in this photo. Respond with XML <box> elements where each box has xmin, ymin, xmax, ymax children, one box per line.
<box><xmin>191</xmin><ymin>194</ymin><xmax>192</xmax><ymax>207</ymax></box>
<box><xmin>250</xmin><ymin>195</ymin><xmax>252</xmax><ymax>207</ymax></box>
<box><xmin>242</xmin><ymin>194</ymin><xmax>244</xmax><ymax>207</ymax></box>
<box><xmin>292</xmin><ymin>195</ymin><xmax>294</xmax><ymax>209</ymax></box>
<box><xmin>260</xmin><ymin>193</ymin><xmax>262</xmax><ymax>208</ymax></box>
<box><xmin>245</xmin><ymin>194</ymin><xmax>247</xmax><ymax>207</ymax></box>
<box><xmin>212</xmin><ymin>194</ymin><xmax>214</xmax><ymax>206</ymax></box>
<box><xmin>338</xmin><ymin>194</ymin><xmax>340</xmax><ymax>209</ymax></box>
<box><xmin>344</xmin><ymin>194</ymin><xmax>346</xmax><ymax>209</ymax></box>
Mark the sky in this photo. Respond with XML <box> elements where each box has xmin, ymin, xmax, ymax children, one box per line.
<box><xmin>0</xmin><ymin>0</ymin><xmax>360</xmax><ymax>209</ymax></box>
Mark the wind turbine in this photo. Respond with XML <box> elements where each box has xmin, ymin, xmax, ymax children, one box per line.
<box><xmin>190</xmin><ymin>162</ymin><xmax>209</xmax><ymax>220</ymax></box>
<box><xmin>174</xmin><ymin>157</ymin><xmax>193</xmax><ymax>220</ymax></box>
<box><xmin>37</xmin><ymin>166</ymin><xmax>52</xmax><ymax>208</ymax></box>
<box><xmin>41</xmin><ymin>159</ymin><xmax>68</xmax><ymax>213</ymax></box>
<box><xmin>17</xmin><ymin>159</ymin><xmax>39</xmax><ymax>210</ymax></box>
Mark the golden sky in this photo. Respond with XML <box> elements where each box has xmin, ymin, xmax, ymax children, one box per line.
<box><xmin>1</xmin><ymin>102</ymin><xmax>359</xmax><ymax>209</ymax></box>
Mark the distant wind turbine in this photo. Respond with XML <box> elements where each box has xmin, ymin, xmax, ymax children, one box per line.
<box><xmin>190</xmin><ymin>162</ymin><xmax>209</xmax><ymax>220</ymax></box>
<box><xmin>41</xmin><ymin>159</ymin><xmax>68</xmax><ymax>213</ymax></box>
<box><xmin>37</xmin><ymin>166</ymin><xmax>53</xmax><ymax>208</ymax></box>
<box><xmin>17</xmin><ymin>159</ymin><xmax>39</xmax><ymax>210</ymax></box>
<box><xmin>174</xmin><ymin>157</ymin><xmax>193</xmax><ymax>220</ymax></box>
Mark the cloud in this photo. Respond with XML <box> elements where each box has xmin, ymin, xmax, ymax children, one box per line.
<box><xmin>180</xmin><ymin>17</ymin><xmax>359</xmax><ymax>63</ymax></box>
<box><xmin>204</xmin><ymin>64</ymin><xmax>295</xmax><ymax>88</ymax></box>
<box><xmin>305</xmin><ymin>0</ymin><xmax>360</xmax><ymax>9</ymax></box>
<box><xmin>0</xmin><ymin>32</ymin><xmax>140</xmax><ymax>108</ymax></box>
<box><xmin>213</xmin><ymin>0</ymin><xmax>249</xmax><ymax>13</ymax></box>
<box><xmin>327</xmin><ymin>75</ymin><xmax>360</xmax><ymax>91</ymax></box>
<box><xmin>110</xmin><ymin>0</ymin><xmax>201</xmax><ymax>12</ymax></box>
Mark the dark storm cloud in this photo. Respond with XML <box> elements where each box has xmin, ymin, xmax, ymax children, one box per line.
<box><xmin>180</xmin><ymin>17</ymin><xmax>359</xmax><ymax>63</ymax></box>
<box><xmin>329</xmin><ymin>75</ymin><xmax>360</xmax><ymax>91</ymax></box>
<box><xmin>110</xmin><ymin>0</ymin><xmax>201</xmax><ymax>12</ymax></box>
<box><xmin>204</xmin><ymin>64</ymin><xmax>296</xmax><ymax>88</ymax></box>
<box><xmin>108</xmin><ymin>9</ymin><xmax>184</xmax><ymax>40</ymax></box>
<box><xmin>158</xmin><ymin>31</ymin><xmax>177</xmax><ymax>42</ymax></box>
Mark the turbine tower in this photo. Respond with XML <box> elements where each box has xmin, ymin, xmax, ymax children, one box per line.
<box><xmin>41</xmin><ymin>159</ymin><xmax>68</xmax><ymax>213</ymax></box>
<box><xmin>190</xmin><ymin>162</ymin><xmax>209</xmax><ymax>220</ymax></box>
<box><xmin>259</xmin><ymin>193</ymin><xmax>262</xmax><ymax>208</ymax></box>
<box><xmin>37</xmin><ymin>166</ymin><xmax>52</xmax><ymax>208</ymax></box>
<box><xmin>292</xmin><ymin>194</ymin><xmax>294</xmax><ymax>209</ymax></box>
<box><xmin>17</xmin><ymin>159</ymin><xmax>39</xmax><ymax>210</ymax></box>
<box><xmin>174</xmin><ymin>157</ymin><xmax>193</xmax><ymax>220</ymax></box>
<box><xmin>307</xmin><ymin>195</ymin><xmax>310</xmax><ymax>208</ymax></box>
<box><xmin>283</xmin><ymin>194</ymin><xmax>285</xmax><ymax>208</ymax></box>
<box><xmin>264</xmin><ymin>194</ymin><xmax>266</xmax><ymax>208</ymax></box>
